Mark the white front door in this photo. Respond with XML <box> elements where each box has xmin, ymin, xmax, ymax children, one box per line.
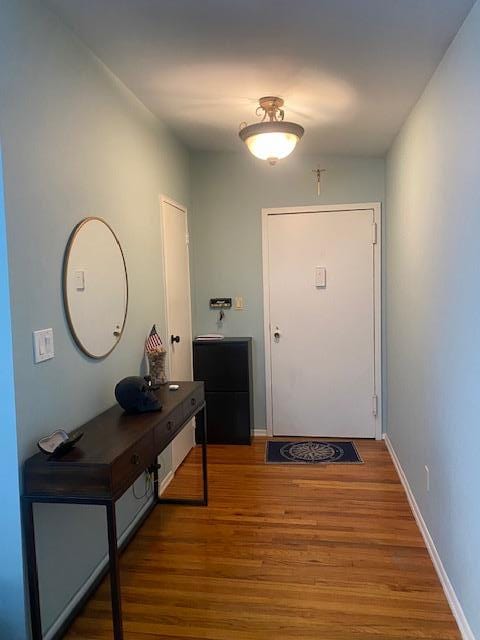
<box><xmin>162</xmin><ymin>197</ymin><xmax>195</xmax><ymax>470</ymax></box>
<box><xmin>266</xmin><ymin>207</ymin><xmax>378</xmax><ymax>438</ymax></box>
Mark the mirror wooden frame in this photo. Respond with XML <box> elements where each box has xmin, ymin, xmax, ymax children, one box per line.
<box><xmin>62</xmin><ymin>217</ymin><xmax>129</xmax><ymax>359</ymax></box>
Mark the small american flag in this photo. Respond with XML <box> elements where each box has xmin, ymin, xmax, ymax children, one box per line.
<box><xmin>145</xmin><ymin>325</ymin><xmax>163</xmax><ymax>354</ymax></box>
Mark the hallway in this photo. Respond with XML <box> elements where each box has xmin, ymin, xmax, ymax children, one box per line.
<box><xmin>66</xmin><ymin>439</ymin><xmax>459</xmax><ymax>639</ymax></box>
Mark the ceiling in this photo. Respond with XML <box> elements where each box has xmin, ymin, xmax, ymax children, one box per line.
<box><xmin>47</xmin><ymin>0</ymin><xmax>474</xmax><ymax>156</ymax></box>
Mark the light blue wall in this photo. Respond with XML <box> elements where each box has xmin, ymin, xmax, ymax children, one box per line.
<box><xmin>0</xmin><ymin>0</ymin><xmax>189</xmax><ymax>635</ymax></box>
<box><xmin>0</xmin><ymin>148</ymin><xmax>27</xmax><ymax>640</ymax></box>
<box><xmin>386</xmin><ymin>1</ymin><xmax>480</xmax><ymax>636</ymax></box>
<box><xmin>191</xmin><ymin>151</ymin><xmax>385</xmax><ymax>428</ymax></box>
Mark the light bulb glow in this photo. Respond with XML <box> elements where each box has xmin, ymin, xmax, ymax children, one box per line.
<box><xmin>239</xmin><ymin>116</ymin><xmax>304</xmax><ymax>165</ymax></box>
<box><xmin>245</xmin><ymin>132</ymin><xmax>299</xmax><ymax>163</ymax></box>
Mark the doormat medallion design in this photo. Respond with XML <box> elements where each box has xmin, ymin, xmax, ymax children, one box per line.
<box><xmin>265</xmin><ymin>440</ymin><xmax>363</xmax><ymax>464</ymax></box>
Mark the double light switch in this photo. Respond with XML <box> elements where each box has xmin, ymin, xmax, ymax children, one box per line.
<box><xmin>33</xmin><ymin>328</ymin><xmax>54</xmax><ymax>363</ymax></box>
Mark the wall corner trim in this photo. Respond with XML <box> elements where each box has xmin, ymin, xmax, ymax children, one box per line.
<box><xmin>384</xmin><ymin>435</ymin><xmax>475</xmax><ymax>640</ymax></box>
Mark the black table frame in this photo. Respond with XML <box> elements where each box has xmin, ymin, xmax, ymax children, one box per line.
<box><xmin>22</xmin><ymin>403</ymin><xmax>208</xmax><ymax>640</ymax></box>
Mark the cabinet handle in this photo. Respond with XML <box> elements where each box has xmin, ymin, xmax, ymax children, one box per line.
<box><xmin>191</xmin><ymin>397</ymin><xmax>196</xmax><ymax>406</ymax></box>
<box><xmin>131</xmin><ymin>453</ymin><xmax>140</xmax><ymax>465</ymax></box>
<box><xmin>167</xmin><ymin>421</ymin><xmax>173</xmax><ymax>431</ymax></box>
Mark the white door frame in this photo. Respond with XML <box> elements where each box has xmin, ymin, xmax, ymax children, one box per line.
<box><xmin>159</xmin><ymin>194</ymin><xmax>193</xmax><ymax>379</ymax></box>
<box><xmin>262</xmin><ymin>202</ymin><xmax>382</xmax><ymax>440</ymax></box>
<box><xmin>159</xmin><ymin>194</ymin><xmax>195</xmax><ymax>470</ymax></box>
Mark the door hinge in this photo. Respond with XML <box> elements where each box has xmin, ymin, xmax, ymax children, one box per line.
<box><xmin>372</xmin><ymin>394</ymin><xmax>378</xmax><ymax>416</ymax></box>
<box><xmin>185</xmin><ymin>232</ymin><xmax>190</xmax><ymax>245</ymax></box>
<box><xmin>372</xmin><ymin>222</ymin><xmax>378</xmax><ymax>245</ymax></box>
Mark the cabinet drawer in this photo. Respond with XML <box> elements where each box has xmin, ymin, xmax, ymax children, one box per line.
<box><xmin>183</xmin><ymin>385</ymin><xmax>204</xmax><ymax>419</ymax></box>
<box><xmin>198</xmin><ymin>391</ymin><xmax>251</xmax><ymax>444</ymax></box>
<box><xmin>111</xmin><ymin>432</ymin><xmax>155</xmax><ymax>495</ymax></box>
<box><xmin>193</xmin><ymin>341</ymin><xmax>250</xmax><ymax>391</ymax></box>
<box><xmin>154</xmin><ymin>405</ymin><xmax>184</xmax><ymax>451</ymax></box>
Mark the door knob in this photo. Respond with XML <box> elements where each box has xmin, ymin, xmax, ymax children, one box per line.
<box><xmin>171</xmin><ymin>335</ymin><xmax>180</xmax><ymax>344</ymax></box>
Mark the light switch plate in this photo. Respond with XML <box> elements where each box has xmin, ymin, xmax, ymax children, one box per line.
<box><xmin>75</xmin><ymin>269</ymin><xmax>86</xmax><ymax>291</ymax></box>
<box><xmin>33</xmin><ymin>328</ymin><xmax>54</xmax><ymax>363</ymax></box>
<box><xmin>315</xmin><ymin>267</ymin><xmax>326</xmax><ymax>288</ymax></box>
<box><xmin>234</xmin><ymin>296</ymin><xmax>244</xmax><ymax>310</ymax></box>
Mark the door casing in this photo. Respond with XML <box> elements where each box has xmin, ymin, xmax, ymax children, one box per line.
<box><xmin>262</xmin><ymin>202</ymin><xmax>382</xmax><ymax>440</ymax></box>
<box><xmin>160</xmin><ymin>194</ymin><xmax>195</xmax><ymax>471</ymax></box>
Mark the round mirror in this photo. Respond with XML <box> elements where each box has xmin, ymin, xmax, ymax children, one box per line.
<box><xmin>63</xmin><ymin>217</ymin><xmax>128</xmax><ymax>359</ymax></box>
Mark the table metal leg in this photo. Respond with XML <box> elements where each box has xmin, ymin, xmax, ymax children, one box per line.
<box><xmin>106</xmin><ymin>501</ymin><xmax>123</xmax><ymax>640</ymax></box>
<box><xmin>22</xmin><ymin>498</ymin><xmax>42</xmax><ymax>640</ymax></box>
<box><xmin>200</xmin><ymin>404</ymin><xmax>208</xmax><ymax>506</ymax></box>
<box><xmin>158</xmin><ymin>405</ymin><xmax>209</xmax><ymax>507</ymax></box>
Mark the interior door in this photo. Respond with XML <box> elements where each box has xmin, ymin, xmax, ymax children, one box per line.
<box><xmin>162</xmin><ymin>199</ymin><xmax>195</xmax><ymax>470</ymax></box>
<box><xmin>267</xmin><ymin>208</ymin><xmax>376</xmax><ymax>438</ymax></box>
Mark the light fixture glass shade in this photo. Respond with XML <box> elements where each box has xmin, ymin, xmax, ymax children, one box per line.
<box><xmin>246</xmin><ymin>132</ymin><xmax>299</xmax><ymax>162</ymax></box>
<box><xmin>239</xmin><ymin>121</ymin><xmax>304</xmax><ymax>165</ymax></box>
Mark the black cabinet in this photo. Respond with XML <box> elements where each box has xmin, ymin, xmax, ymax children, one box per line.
<box><xmin>194</xmin><ymin>338</ymin><xmax>253</xmax><ymax>444</ymax></box>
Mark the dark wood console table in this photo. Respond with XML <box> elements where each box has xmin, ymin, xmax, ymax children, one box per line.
<box><xmin>22</xmin><ymin>381</ymin><xmax>207</xmax><ymax>640</ymax></box>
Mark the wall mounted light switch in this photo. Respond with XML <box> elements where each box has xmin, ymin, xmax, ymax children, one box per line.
<box><xmin>75</xmin><ymin>269</ymin><xmax>86</xmax><ymax>291</ymax></box>
<box><xmin>315</xmin><ymin>267</ymin><xmax>326</xmax><ymax>288</ymax></box>
<box><xmin>33</xmin><ymin>328</ymin><xmax>54</xmax><ymax>363</ymax></box>
<box><xmin>235</xmin><ymin>296</ymin><xmax>244</xmax><ymax>310</ymax></box>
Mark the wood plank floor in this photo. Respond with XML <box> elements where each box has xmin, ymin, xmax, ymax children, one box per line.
<box><xmin>65</xmin><ymin>438</ymin><xmax>460</xmax><ymax>639</ymax></box>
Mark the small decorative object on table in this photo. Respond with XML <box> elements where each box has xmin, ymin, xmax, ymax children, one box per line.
<box><xmin>114</xmin><ymin>376</ymin><xmax>162</xmax><ymax>413</ymax></box>
<box><xmin>37</xmin><ymin>429</ymin><xmax>84</xmax><ymax>457</ymax></box>
<box><xmin>145</xmin><ymin>324</ymin><xmax>167</xmax><ymax>387</ymax></box>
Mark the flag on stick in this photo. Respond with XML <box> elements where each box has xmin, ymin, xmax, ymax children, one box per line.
<box><xmin>145</xmin><ymin>325</ymin><xmax>164</xmax><ymax>354</ymax></box>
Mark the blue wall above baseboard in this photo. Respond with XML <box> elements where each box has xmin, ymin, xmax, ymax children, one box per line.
<box><xmin>386</xmin><ymin>1</ymin><xmax>480</xmax><ymax>635</ymax></box>
<box><xmin>0</xmin><ymin>0</ymin><xmax>190</xmax><ymax>634</ymax></box>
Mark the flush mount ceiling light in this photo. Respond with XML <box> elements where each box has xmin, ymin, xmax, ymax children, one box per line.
<box><xmin>239</xmin><ymin>96</ymin><xmax>304</xmax><ymax>165</ymax></box>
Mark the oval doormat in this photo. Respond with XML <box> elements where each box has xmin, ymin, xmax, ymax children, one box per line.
<box><xmin>265</xmin><ymin>440</ymin><xmax>363</xmax><ymax>464</ymax></box>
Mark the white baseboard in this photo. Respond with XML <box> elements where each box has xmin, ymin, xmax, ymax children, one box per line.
<box><xmin>44</xmin><ymin>496</ymin><xmax>154</xmax><ymax>640</ymax></box>
<box><xmin>253</xmin><ymin>428</ymin><xmax>267</xmax><ymax>436</ymax></box>
<box><xmin>159</xmin><ymin>469</ymin><xmax>174</xmax><ymax>495</ymax></box>
<box><xmin>384</xmin><ymin>434</ymin><xmax>475</xmax><ymax>640</ymax></box>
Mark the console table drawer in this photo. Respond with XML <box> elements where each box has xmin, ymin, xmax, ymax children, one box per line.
<box><xmin>154</xmin><ymin>405</ymin><xmax>184</xmax><ymax>450</ymax></box>
<box><xmin>111</xmin><ymin>432</ymin><xmax>155</xmax><ymax>495</ymax></box>
<box><xmin>183</xmin><ymin>386</ymin><xmax>204</xmax><ymax>420</ymax></box>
